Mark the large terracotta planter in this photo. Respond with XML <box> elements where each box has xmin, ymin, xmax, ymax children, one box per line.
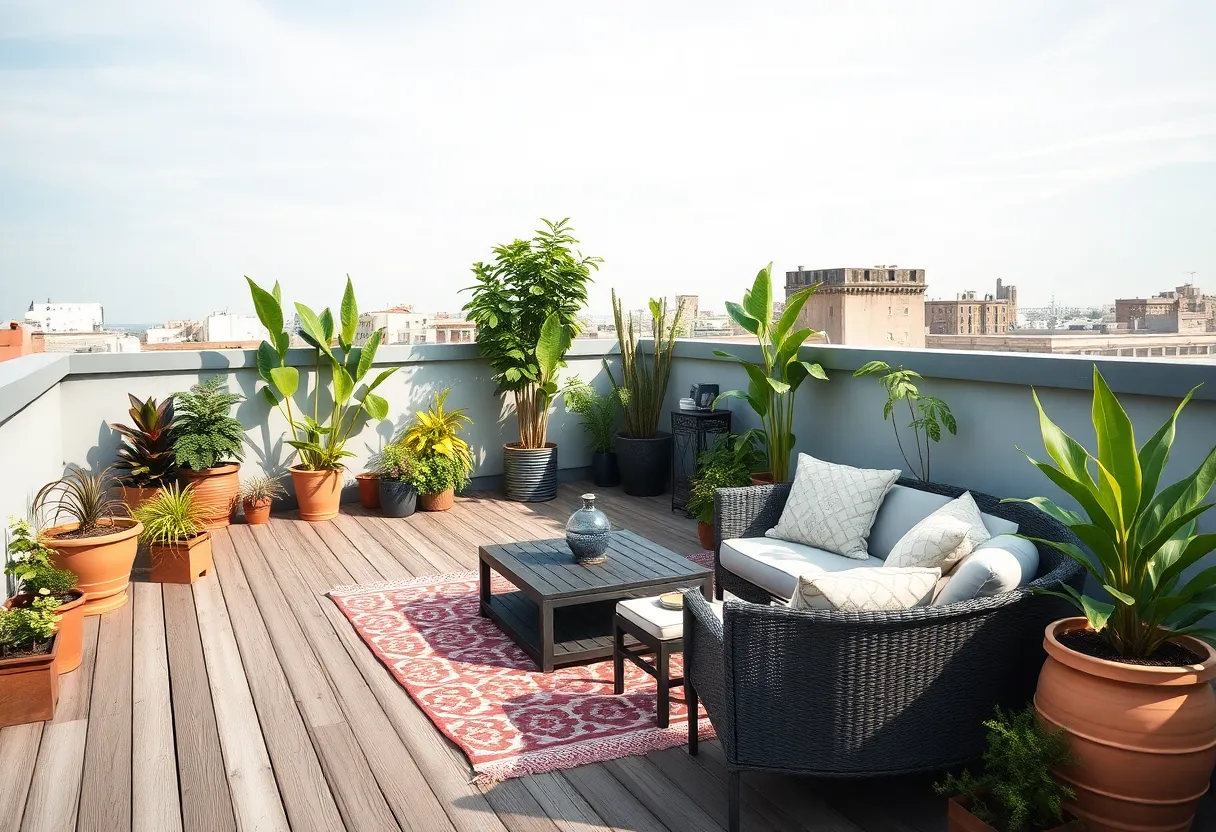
<box><xmin>291</xmin><ymin>466</ymin><xmax>343</xmax><ymax>522</ymax></box>
<box><xmin>749</xmin><ymin>472</ymin><xmax>775</xmax><ymax>486</ymax></box>
<box><xmin>356</xmin><ymin>473</ymin><xmax>381</xmax><ymax>510</ymax></box>
<box><xmin>947</xmin><ymin>796</ymin><xmax>1078</xmax><ymax>832</ymax></box>
<box><xmin>1035</xmin><ymin>618</ymin><xmax>1216</xmax><ymax>832</ymax></box>
<box><xmin>120</xmin><ymin>484</ymin><xmax>161</xmax><ymax>514</ymax></box>
<box><xmin>179</xmin><ymin>463</ymin><xmax>240</xmax><ymax>529</ymax></box>
<box><xmin>5</xmin><ymin>590</ymin><xmax>85</xmax><ymax>675</ymax></box>
<box><xmin>418</xmin><ymin>489</ymin><xmax>454</xmax><ymax>512</ymax></box>
<box><xmin>242</xmin><ymin>497</ymin><xmax>272</xmax><ymax>525</ymax></box>
<box><xmin>149</xmin><ymin>533</ymin><xmax>213</xmax><ymax>584</ymax></box>
<box><xmin>42</xmin><ymin>518</ymin><xmax>142</xmax><ymax>615</ymax></box>
<box><xmin>696</xmin><ymin>521</ymin><xmax>715</xmax><ymax>551</ymax></box>
<box><xmin>0</xmin><ymin>634</ymin><xmax>59</xmax><ymax>727</ymax></box>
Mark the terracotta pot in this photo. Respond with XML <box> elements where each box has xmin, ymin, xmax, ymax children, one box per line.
<box><xmin>1036</xmin><ymin>618</ymin><xmax>1216</xmax><ymax>832</ymax></box>
<box><xmin>42</xmin><ymin>518</ymin><xmax>142</xmax><ymax>615</ymax></box>
<box><xmin>149</xmin><ymin>533</ymin><xmax>212</xmax><ymax>584</ymax></box>
<box><xmin>0</xmin><ymin>634</ymin><xmax>59</xmax><ymax>727</ymax></box>
<box><xmin>418</xmin><ymin>489</ymin><xmax>454</xmax><ymax>512</ymax></box>
<box><xmin>696</xmin><ymin>520</ymin><xmax>715</xmax><ymax>550</ymax></box>
<box><xmin>291</xmin><ymin>466</ymin><xmax>343</xmax><ymax>522</ymax></box>
<box><xmin>178</xmin><ymin>463</ymin><xmax>240</xmax><ymax>529</ymax></box>
<box><xmin>242</xmin><ymin>497</ymin><xmax>272</xmax><ymax>525</ymax></box>
<box><xmin>947</xmin><ymin>796</ymin><xmax>1079</xmax><ymax>832</ymax></box>
<box><xmin>5</xmin><ymin>590</ymin><xmax>85</xmax><ymax>675</ymax></box>
<box><xmin>120</xmin><ymin>484</ymin><xmax>161</xmax><ymax>514</ymax></box>
<box><xmin>356</xmin><ymin>473</ymin><xmax>381</xmax><ymax>510</ymax></box>
<box><xmin>750</xmin><ymin>472</ymin><xmax>775</xmax><ymax>486</ymax></box>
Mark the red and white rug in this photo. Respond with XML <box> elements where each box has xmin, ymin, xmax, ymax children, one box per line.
<box><xmin>328</xmin><ymin>551</ymin><xmax>717</xmax><ymax>782</ymax></box>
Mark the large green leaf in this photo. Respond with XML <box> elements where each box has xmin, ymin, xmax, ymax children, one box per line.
<box><xmin>742</xmin><ymin>264</ymin><xmax>773</xmax><ymax>329</ymax></box>
<box><xmin>1092</xmin><ymin>368</ymin><xmax>1141</xmax><ymax>527</ymax></box>
<box><xmin>269</xmin><ymin>366</ymin><xmax>299</xmax><ymax>398</ymax></box>
<box><xmin>274</xmin><ymin>331</ymin><xmax>290</xmax><ymax>359</ymax></box>
<box><xmin>714</xmin><ymin>388</ymin><xmax>767</xmax><ymax>417</ymax></box>
<box><xmin>256</xmin><ymin>341</ymin><xmax>279</xmax><ymax>383</ymax></box>
<box><xmin>1031</xmin><ymin>388</ymin><xmax>1094</xmax><ymax>487</ymax></box>
<box><xmin>1003</xmin><ymin>496</ymin><xmax>1086</xmax><ymax>526</ymax></box>
<box><xmin>357</xmin><ymin>329</ymin><xmax>382</xmax><ymax>381</ymax></box>
<box><xmin>1138</xmin><ymin>446</ymin><xmax>1216</xmax><ymax>543</ymax></box>
<box><xmin>362</xmin><ymin>392</ymin><xmax>389</xmax><ymax>421</ymax></box>
<box><xmin>535</xmin><ymin>313</ymin><xmax>569</xmax><ymax>383</ymax></box>
<box><xmin>1068</xmin><ymin>523</ymin><xmax>1122</xmax><ymax>579</ymax></box>
<box><xmin>246</xmin><ymin>276</ymin><xmax>283</xmax><ymax>336</ymax></box>
<box><xmin>725</xmin><ymin>301</ymin><xmax>761</xmax><ymax>335</ymax></box>
<box><xmin>775</xmin><ymin>328</ymin><xmax>813</xmax><ymax>370</ymax></box>
<box><xmin>366</xmin><ymin>367</ymin><xmax>397</xmax><ymax>393</ymax></box>
<box><xmin>1137</xmin><ymin>385</ymin><xmax>1199</xmax><ymax>515</ymax></box>
<box><xmin>776</xmin><ymin>284</ymin><xmax>817</xmax><ymax>342</ymax></box>
<box><xmin>294</xmin><ymin>303</ymin><xmax>333</xmax><ymax>357</ymax></box>
<box><xmin>1154</xmin><ymin>532</ymin><xmax>1216</xmax><ymax>589</ymax></box>
<box><xmin>334</xmin><ymin>365</ymin><xmax>354</xmax><ymax>405</ymax></box>
<box><xmin>1020</xmin><ymin>450</ymin><xmax>1117</xmax><ymax>539</ymax></box>
<box><xmin>339</xmin><ymin>275</ymin><xmax>358</xmax><ymax>349</ymax></box>
<box><xmin>1024</xmin><ymin>536</ymin><xmax>1104</xmax><ymax>583</ymax></box>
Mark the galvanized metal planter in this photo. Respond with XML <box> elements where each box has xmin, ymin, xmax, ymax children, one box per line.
<box><xmin>503</xmin><ymin>443</ymin><xmax>558</xmax><ymax>502</ymax></box>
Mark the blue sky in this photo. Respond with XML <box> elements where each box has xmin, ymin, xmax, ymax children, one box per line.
<box><xmin>1</xmin><ymin>0</ymin><xmax>1214</xmax><ymax>323</ymax></box>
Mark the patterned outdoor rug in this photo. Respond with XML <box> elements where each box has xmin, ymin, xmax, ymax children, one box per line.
<box><xmin>328</xmin><ymin>551</ymin><xmax>717</xmax><ymax>782</ymax></box>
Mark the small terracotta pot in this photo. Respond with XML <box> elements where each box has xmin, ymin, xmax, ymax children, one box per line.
<box><xmin>947</xmin><ymin>796</ymin><xmax>1079</xmax><ymax>832</ymax></box>
<box><xmin>178</xmin><ymin>463</ymin><xmax>240</xmax><ymax>529</ymax></box>
<box><xmin>149</xmin><ymin>533</ymin><xmax>213</xmax><ymax>584</ymax></box>
<box><xmin>1036</xmin><ymin>618</ymin><xmax>1216</xmax><ymax>832</ymax></box>
<box><xmin>5</xmin><ymin>590</ymin><xmax>85</xmax><ymax>675</ymax></box>
<box><xmin>291</xmin><ymin>466</ymin><xmax>343</xmax><ymax>522</ymax></box>
<box><xmin>0</xmin><ymin>634</ymin><xmax>59</xmax><ymax>728</ymax></box>
<box><xmin>356</xmin><ymin>473</ymin><xmax>381</xmax><ymax>510</ymax></box>
<box><xmin>42</xmin><ymin>518</ymin><xmax>142</xmax><ymax>615</ymax></box>
<box><xmin>418</xmin><ymin>489</ymin><xmax>454</xmax><ymax>512</ymax></box>
<box><xmin>749</xmin><ymin>472</ymin><xmax>775</xmax><ymax>486</ymax></box>
<box><xmin>242</xmin><ymin>497</ymin><xmax>272</xmax><ymax>525</ymax></box>
<box><xmin>696</xmin><ymin>520</ymin><xmax>715</xmax><ymax>551</ymax></box>
<box><xmin>120</xmin><ymin>484</ymin><xmax>161</xmax><ymax>514</ymax></box>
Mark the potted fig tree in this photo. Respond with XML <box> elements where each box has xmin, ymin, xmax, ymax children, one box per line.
<box><xmin>111</xmin><ymin>393</ymin><xmax>177</xmax><ymax>511</ymax></box>
<box><xmin>1015</xmin><ymin>366</ymin><xmax>1216</xmax><ymax>832</ymax></box>
<box><xmin>0</xmin><ymin>595</ymin><xmax>61</xmax><ymax>727</ymax></box>
<box><xmin>5</xmin><ymin>519</ymin><xmax>84</xmax><ymax>674</ymax></box>
<box><xmin>131</xmin><ymin>482</ymin><xmax>212</xmax><ymax>584</ymax></box>
<box><xmin>605</xmin><ymin>293</ymin><xmax>682</xmax><ymax>496</ymax></box>
<box><xmin>247</xmin><ymin>275</ymin><xmax>398</xmax><ymax>521</ymax></box>
<box><xmin>462</xmin><ymin>218</ymin><xmax>600</xmax><ymax>502</ymax></box>
<box><xmin>563</xmin><ymin>380</ymin><xmax>620</xmax><ymax>487</ymax></box>
<box><xmin>173</xmin><ymin>377</ymin><xmax>245</xmax><ymax>529</ymax></box>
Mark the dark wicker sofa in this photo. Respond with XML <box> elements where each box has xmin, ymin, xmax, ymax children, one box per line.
<box><xmin>684</xmin><ymin>478</ymin><xmax>1085</xmax><ymax>832</ymax></box>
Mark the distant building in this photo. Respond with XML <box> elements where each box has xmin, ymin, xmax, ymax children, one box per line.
<box><xmin>25</xmin><ymin>301</ymin><xmax>104</xmax><ymax>333</ymax></box>
<box><xmin>927</xmin><ymin>331</ymin><xmax>1216</xmax><ymax>360</ymax></box>
<box><xmin>428</xmin><ymin>316</ymin><xmax>475</xmax><ymax>344</ymax></box>
<box><xmin>996</xmin><ymin>278</ymin><xmax>1019</xmax><ymax>325</ymax></box>
<box><xmin>202</xmin><ymin>312</ymin><xmax>261</xmax><ymax>343</ymax></box>
<box><xmin>926</xmin><ymin>283</ymin><xmax>1015</xmax><ymax>335</ymax></box>
<box><xmin>785</xmin><ymin>265</ymin><xmax>926</xmax><ymax>348</ymax></box>
<box><xmin>34</xmin><ymin>332</ymin><xmax>140</xmax><ymax>354</ymax></box>
<box><xmin>1115</xmin><ymin>284</ymin><xmax>1216</xmax><ymax>333</ymax></box>
<box><xmin>355</xmin><ymin>306</ymin><xmax>429</xmax><ymax>346</ymax></box>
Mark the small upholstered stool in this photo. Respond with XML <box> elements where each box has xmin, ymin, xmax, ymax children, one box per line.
<box><xmin>613</xmin><ymin>596</ymin><xmax>687</xmax><ymax>728</ymax></box>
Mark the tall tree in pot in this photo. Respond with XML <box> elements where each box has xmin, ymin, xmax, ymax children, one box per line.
<box><xmin>462</xmin><ymin>218</ymin><xmax>601</xmax><ymax>502</ymax></box>
<box><xmin>605</xmin><ymin>292</ymin><xmax>682</xmax><ymax>496</ymax></box>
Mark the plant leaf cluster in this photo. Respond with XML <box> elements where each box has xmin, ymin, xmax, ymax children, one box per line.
<box><xmin>0</xmin><ymin>594</ymin><xmax>59</xmax><ymax>655</ymax></box>
<box><xmin>238</xmin><ymin>475</ymin><xmax>286</xmax><ymax>503</ymax></box>
<box><xmin>853</xmin><ymin>361</ymin><xmax>956</xmax><ymax>482</ymax></box>
<box><xmin>562</xmin><ymin>381</ymin><xmax>619</xmax><ymax>454</ymax></box>
<box><xmin>711</xmin><ymin>264</ymin><xmax>827</xmax><ymax>482</ymax></box>
<box><xmin>5</xmin><ymin>519</ymin><xmax>77</xmax><ymax>599</ymax></box>
<box><xmin>398</xmin><ymin>389</ymin><xmax>473</xmax><ymax>469</ymax></box>
<box><xmin>605</xmin><ymin>292</ymin><xmax>682</xmax><ymax>439</ymax></box>
<box><xmin>34</xmin><ymin>466</ymin><xmax>124</xmax><ymax>535</ymax></box>
<box><xmin>373</xmin><ymin>443</ymin><xmax>417</xmax><ymax>483</ymax></box>
<box><xmin>172</xmin><ymin>377</ymin><xmax>246</xmax><ymax>471</ymax></box>
<box><xmin>110</xmin><ymin>394</ymin><xmax>178</xmax><ymax>487</ymax></box>
<box><xmin>686</xmin><ymin>431</ymin><xmax>768</xmax><ymax>525</ymax></box>
<box><xmin>132</xmin><ymin>482</ymin><xmax>206</xmax><ymax>546</ymax></box>
<box><xmin>410</xmin><ymin>453</ymin><xmax>471</xmax><ymax>495</ymax></box>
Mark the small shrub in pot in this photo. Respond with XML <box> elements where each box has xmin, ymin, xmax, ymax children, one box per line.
<box><xmin>4</xmin><ymin>519</ymin><xmax>84</xmax><ymax>674</ymax></box>
<box><xmin>0</xmin><ymin>594</ymin><xmax>61</xmax><ymax>726</ymax></box>
<box><xmin>374</xmin><ymin>444</ymin><xmax>418</xmax><ymax>518</ymax></box>
<box><xmin>239</xmin><ymin>475</ymin><xmax>285</xmax><ymax>525</ymax></box>
<box><xmin>563</xmin><ymin>380</ymin><xmax>620</xmax><ymax>487</ymax></box>
<box><xmin>131</xmin><ymin>482</ymin><xmax>212</xmax><ymax>584</ymax></box>
<box><xmin>686</xmin><ymin>431</ymin><xmax>766</xmax><ymax>550</ymax></box>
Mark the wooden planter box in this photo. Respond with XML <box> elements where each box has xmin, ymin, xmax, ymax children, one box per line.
<box><xmin>0</xmin><ymin>635</ymin><xmax>59</xmax><ymax>727</ymax></box>
<box><xmin>948</xmin><ymin>797</ymin><xmax>1080</xmax><ymax>832</ymax></box>
<box><xmin>149</xmin><ymin>532</ymin><xmax>213</xmax><ymax>584</ymax></box>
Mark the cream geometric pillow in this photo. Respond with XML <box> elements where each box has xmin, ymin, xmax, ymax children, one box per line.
<box><xmin>765</xmin><ymin>454</ymin><xmax>901</xmax><ymax>559</ymax></box>
<box><xmin>885</xmin><ymin>492</ymin><xmax>991</xmax><ymax>571</ymax></box>
<box><xmin>788</xmin><ymin>567</ymin><xmax>941</xmax><ymax>612</ymax></box>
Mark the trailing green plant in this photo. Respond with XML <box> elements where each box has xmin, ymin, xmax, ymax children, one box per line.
<box><xmin>398</xmin><ymin>389</ymin><xmax>473</xmax><ymax>469</ymax></box>
<box><xmin>686</xmin><ymin>432</ymin><xmax>767</xmax><ymax>525</ymax></box>
<box><xmin>34</xmin><ymin>466</ymin><xmax>124</xmax><ymax>535</ymax></box>
<box><xmin>0</xmin><ymin>595</ymin><xmax>59</xmax><ymax>656</ymax></box>
<box><xmin>374</xmin><ymin>443</ymin><xmax>417</xmax><ymax>483</ymax></box>
<box><xmin>247</xmin><ymin>275</ymin><xmax>398</xmax><ymax>471</ymax></box>
<box><xmin>239</xmin><ymin>475</ymin><xmax>286</xmax><ymax>503</ymax></box>
<box><xmin>410</xmin><ymin>453</ymin><xmax>471</xmax><ymax>495</ymax></box>
<box><xmin>173</xmin><ymin>377</ymin><xmax>246</xmax><ymax>471</ymax></box>
<box><xmin>462</xmin><ymin>218</ymin><xmax>601</xmax><ymax>449</ymax></box>
<box><xmin>853</xmin><ymin>361</ymin><xmax>956</xmax><ymax>482</ymax></box>
<box><xmin>111</xmin><ymin>394</ymin><xmax>178</xmax><ymax>487</ymax></box>
<box><xmin>605</xmin><ymin>292</ymin><xmax>682</xmax><ymax>439</ymax></box>
<box><xmin>5</xmin><ymin>519</ymin><xmax>77</xmax><ymax>599</ymax></box>
<box><xmin>131</xmin><ymin>482</ymin><xmax>206</xmax><ymax>546</ymax></box>
<box><xmin>563</xmin><ymin>381</ymin><xmax>618</xmax><ymax>454</ymax></box>
<box><xmin>712</xmin><ymin>264</ymin><xmax>827</xmax><ymax>482</ymax></box>
<box><xmin>935</xmin><ymin>705</ymin><xmax>1074</xmax><ymax>832</ymax></box>
<box><xmin>1010</xmin><ymin>366</ymin><xmax>1216</xmax><ymax>658</ymax></box>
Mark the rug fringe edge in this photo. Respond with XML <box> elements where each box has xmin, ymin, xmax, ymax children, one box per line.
<box><xmin>328</xmin><ymin>571</ymin><xmax>478</xmax><ymax>596</ymax></box>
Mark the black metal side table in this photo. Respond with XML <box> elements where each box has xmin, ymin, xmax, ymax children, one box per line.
<box><xmin>670</xmin><ymin>408</ymin><xmax>731</xmax><ymax>513</ymax></box>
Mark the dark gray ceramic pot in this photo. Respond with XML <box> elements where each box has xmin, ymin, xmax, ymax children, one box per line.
<box><xmin>590</xmin><ymin>451</ymin><xmax>620</xmax><ymax>488</ymax></box>
<box><xmin>614</xmin><ymin>432</ymin><xmax>672</xmax><ymax>497</ymax></box>
<box><xmin>503</xmin><ymin>443</ymin><xmax>558</xmax><ymax>502</ymax></box>
<box><xmin>378</xmin><ymin>479</ymin><xmax>418</xmax><ymax>518</ymax></box>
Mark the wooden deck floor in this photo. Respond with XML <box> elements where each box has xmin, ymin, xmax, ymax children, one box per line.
<box><xmin>3</xmin><ymin>483</ymin><xmax>1212</xmax><ymax>832</ymax></box>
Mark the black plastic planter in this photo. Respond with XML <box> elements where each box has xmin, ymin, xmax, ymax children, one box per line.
<box><xmin>379</xmin><ymin>479</ymin><xmax>418</xmax><ymax>518</ymax></box>
<box><xmin>615</xmin><ymin>432</ymin><xmax>672</xmax><ymax>497</ymax></box>
<box><xmin>591</xmin><ymin>451</ymin><xmax>620</xmax><ymax>488</ymax></box>
<box><xmin>503</xmin><ymin>443</ymin><xmax>558</xmax><ymax>502</ymax></box>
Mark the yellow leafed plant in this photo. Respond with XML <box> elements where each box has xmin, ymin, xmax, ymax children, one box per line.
<box><xmin>400</xmin><ymin>389</ymin><xmax>474</xmax><ymax>469</ymax></box>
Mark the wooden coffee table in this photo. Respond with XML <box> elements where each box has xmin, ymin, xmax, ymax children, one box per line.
<box><xmin>478</xmin><ymin>530</ymin><xmax>712</xmax><ymax>672</ymax></box>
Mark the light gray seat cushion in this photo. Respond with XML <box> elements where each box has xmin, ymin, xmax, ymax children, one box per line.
<box><xmin>868</xmin><ymin>484</ymin><xmax>1019</xmax><ymax>560</ymax></box>
<box><xmin>617</xmin><ymin>596</ymin><xmax>686</xmax><ymax>640</ymax></box>
<box><xmin>932</xmin><ymin>534</ymin><xmax>1040</xmax><ymax>606</ymax></box>
<box><xmin>721</xmin><ymin>537</ymin><xmax>884</xmax><ymax>599</ymax></box>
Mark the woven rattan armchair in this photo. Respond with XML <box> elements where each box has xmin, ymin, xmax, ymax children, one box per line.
<box><xmin>684</xmin><ymin>478</ymin><xmax>1085</xmax><ymax>832</ymax></box>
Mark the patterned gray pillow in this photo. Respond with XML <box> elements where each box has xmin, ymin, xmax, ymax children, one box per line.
<box><xmin>884</xmin><ymin>492</ymin><xmax>991</xmax><ymax>570</ymax></box>
<box><xmin>765</xmin><ymin>454</ymin><xmax>901</xmax><ymax>558</ymax></box>
<box><xmin>789</xmin><ymin>567</ymin><xmax>941</xmax><ymax>611</ymax></box>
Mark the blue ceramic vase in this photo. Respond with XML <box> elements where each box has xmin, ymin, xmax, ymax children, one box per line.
<box><xmin>565</xmin><ymin>494</ymin><xmax>611</xmax><ymax>565</ymax></box>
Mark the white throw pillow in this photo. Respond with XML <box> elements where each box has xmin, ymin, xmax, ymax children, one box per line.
<box><xmin>933</xmin><ymin>535</ymin><xmax>1040</xmax><ymax>605</ymax></box>
<box><xmin>765</xmin><ymin>454</ymin><xmax>901</xmax><ymax>559</ymax></box>
<box><xmin>885</xmin><ymin>492</ymin><xmax>992</xmax><ymax>570</ymax></box>
<box><xmin>789</xmin><ymin>567</ymin><xmax>941</xmax><ymax>612</ymax></box>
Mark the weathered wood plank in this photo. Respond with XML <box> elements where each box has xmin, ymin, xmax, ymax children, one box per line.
<box><xmin>519</xmin><ymin>773</ymin><xmax>616</xmax><ymax>832</ymax></box>
<box><xmin>163</xmin><ymin>583</ymin><xmax>237</xmax><ymax>832</ymax></box>
<box><xmin>77</xmin><ymin>598</ymin><xmax>134</xmax><ymax>832</ymax></box>
<box><xmin>604</xmin><ymin>755</ymin><xmax>725</xmax><ymax>831</ymax></box>
<box><xmin>0</xmin><ymin>724</ymin><xmax>42</xmax><ymax>832</ymax></box>
<box><xmin>20</xmin><ymin>719</ymin><xmax>86</xmax><ymax>832</ymax></box>
<box><xmin>559</xmin><ymin>764</ymin><xmax>669</xmax><ymax>832</ymax></box>
<box><xmin>53</xmin><ymin>613</ymin><xmax>99</xmax><ymax>723</ymax></box>
<box><xmin>477</xmin><ymin>779</ymin><xmax>563</xmax><ymax>832</ymax></box>
<box><xmin>132</xmin><ymin>583</ymin><xmax>184</xmax><ymax>832</ymax></box>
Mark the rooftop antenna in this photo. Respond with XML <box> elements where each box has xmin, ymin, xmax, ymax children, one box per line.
<box><xmin>1185</xmin><ymin>271</ymin><xmax>1197</xmax><ymax>284</ymax></box>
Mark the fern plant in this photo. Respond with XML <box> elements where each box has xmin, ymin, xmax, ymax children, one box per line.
<box><xmin>131</xmin><ymin>482</ymin><xmax>206</xmax><ymax>546</ymax></box>
<box><xmin>935</xmin><ymin>706</ymin><xmax>1074</xmax><ymax>832</ymax></box>
<box><xmin>563</xmin><ymin>381</ymin><xmax>618</xmax><ymax>454</ymax></box>
<box><xmin>173</xmin><ymin>377</ymin><xmax>246</xmax><ymax>471</ymax></box>
<box><xmin>853</xmin><ymin>361</ymin><xmax>956</xmax><ymax>482</ymax></box>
